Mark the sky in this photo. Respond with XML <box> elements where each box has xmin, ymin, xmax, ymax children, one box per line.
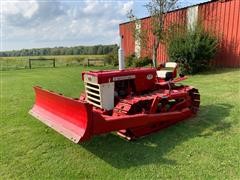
<box><xmin>1</xmin><ymin>0</ymin><xmax>209</xmax><ymax>51</ymax></box>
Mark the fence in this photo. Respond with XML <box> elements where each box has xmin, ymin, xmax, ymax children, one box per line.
<box><xmin>0</xmin><ymin>55</ymin><xmax>107</xmax><ymax>71</ymax></box>
<box><xmin>87</xmin><ymin>58</ymin><xmax>106</xmax><ymax>66</ymax></box>
<box><xmin>29</xmin><ymin>58</ymin><xmax>55</xmax><ymax>69</ymax></box>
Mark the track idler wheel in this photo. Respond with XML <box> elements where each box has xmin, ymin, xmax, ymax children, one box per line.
<box><xmin>189</xmin><ymin>88</ymin><xmax>200</xmax><ymax>114</ymax></box>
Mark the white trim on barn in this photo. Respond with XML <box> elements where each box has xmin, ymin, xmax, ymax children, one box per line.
<box><xmin>187</xmin><ymin>5</ymin><xmax>199</xmax><ymax>30</ymax></box>
<box><xmin>134</xmin><ymin>21</ymin><xmax>141</xmax><ymax>58</ymax></box>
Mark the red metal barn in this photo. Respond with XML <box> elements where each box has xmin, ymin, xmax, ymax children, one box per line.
<box><xmin>119</xmin><ymin>0</ymin><xmax>240</xmax><ymax>68</ymax></box>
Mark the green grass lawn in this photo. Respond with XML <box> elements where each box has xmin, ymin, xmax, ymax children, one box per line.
<box><xmin>1</xmin><ymin>66</ymin><xmax>239</xmax><ymax>179</ymax></box>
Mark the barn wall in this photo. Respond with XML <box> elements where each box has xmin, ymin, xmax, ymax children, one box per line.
<box><xmin>119</xmin><ymin>22</ymin><xmax>135</xmax><ymax>57</ymax></box>
<box><xmin>199</xmin><ymin>0</ymin><xmax>240</xmax><ymax>67</ymax></box>
<box><xmin>119</xmin><ymin>0</ymin><xmax>240</xmax><ymax>67</ymax></box>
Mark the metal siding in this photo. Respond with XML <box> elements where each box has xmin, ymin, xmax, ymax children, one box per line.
<box><xmin>121</xmin><ymin>0</ymin><xmax>240</xmax><ymax>67</ymax></box>
<box><xmin>235</xmin><ymin>0</ymin><xmax>240</xmax><ymax>67</ymax></box>
<box><xmin>157</xmin><ymin>10</ymin><xmax>187</xmax><ymax>64</ymax></box>
<box><xmin>140</xmin><ymin>17</ymin><xmax>153</xmax><ymax>58</ymax></box>
<box><xmin>119</xmin><ymin>23</ymin><xmax>135</xmax><ymax>57</ymax></box>
<box><xmin>199</xmin><ymin>0</ymin><xmax>240</xmax><ymax>67</ymax></box>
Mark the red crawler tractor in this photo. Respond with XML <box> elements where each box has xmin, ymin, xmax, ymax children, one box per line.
<box><xmin>29</xmin><ymin>60</ymin><xmax>200</xmax><ymax>143</ymax></box>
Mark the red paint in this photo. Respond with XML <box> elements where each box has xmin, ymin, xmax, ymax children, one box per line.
<box><xmin>29</xmin><ymin>66</ymin><xmax>200</xmax><ymax>143</ymax></box>
<box><xmin>119</xmin><ymin>22</ymin><xmax>135</xmax><ymax>57</ymax></box>
<box><xmin>119</xmin><ymin>0</ymin><xmax>240</xmax><ymax>67</ymax></box>
<box><xmin>29</xmin><ymin>86</ymin><xmax>93</xmax><ymax>143</ymax></box>
<box><xmin>83</xmin><ymin>68</ymin><xmax>156</xmax><ymax>92</ymax></box>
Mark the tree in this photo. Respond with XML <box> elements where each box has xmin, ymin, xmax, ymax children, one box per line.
<box><xmin>97</xmin><ymin>46</ymin><xmax>103</xmax><ymax>54</ymax></box>
<box><xmin>128</xmin><ymin>0</ymin><xmax>178</xmax><ymax>67</ymax></box>
<box><xmin>0</xmin><ymin>44</ymin><xmax>119</xmax><ymax>57</ymax></box>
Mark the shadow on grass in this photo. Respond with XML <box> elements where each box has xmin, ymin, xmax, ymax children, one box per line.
<box><xmin>81</xmin><ymin>103</ymin><xmax>232</xmax><ymax>168</ymax></box>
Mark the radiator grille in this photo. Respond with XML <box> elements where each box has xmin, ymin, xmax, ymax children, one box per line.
<box><xmin>85</xmin><ymin>82</ymin><xmax>101</xmax><ymax>108</ymax></box>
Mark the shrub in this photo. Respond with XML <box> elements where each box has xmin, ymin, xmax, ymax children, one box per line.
<box><xmin>106</xmin><ymin>50</ymin><xmax>153</xmax><ymax>68</ymax></box>
<box><xmin>125</xmin><ymin>54</ymin><xmax>152</xmax><ymax>67</ymax></box>
<box><xmin>134</xmin><ymin>57</ymin><xmax>152</xmax><ymax>67</ymax></box>
<box><xmin>167</xmin><ymin>25</ymin><xmax>218</xmax><ymax>74</ymax></box>
<box><xmin>125</xmin><ymin>54</ymin><xmax>136</xmax><ymax>67</ymax></box>
<box><xmin>105</xmin><ymin>50</ymin><xmax>118</xmax><ymax>66</ymax></box>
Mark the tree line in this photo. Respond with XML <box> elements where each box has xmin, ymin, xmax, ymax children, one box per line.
<box><xmin>0</xmin><ymin>44</ymin><xmax>118</xmax><ymax>57</ymax></box>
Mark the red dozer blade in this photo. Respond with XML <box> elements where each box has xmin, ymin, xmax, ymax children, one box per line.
<box><xmin>29</xmin><ymin>86</ymin><xmax>93</xmax><ymax>143</ymax></box>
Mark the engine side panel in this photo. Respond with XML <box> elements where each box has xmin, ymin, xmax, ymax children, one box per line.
<box><xmin>83</xmin><ymin>68</ymin><xmax>157</xmax><ymax>93</ymax></box>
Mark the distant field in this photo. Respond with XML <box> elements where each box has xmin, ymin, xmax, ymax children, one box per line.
<box><xmin>0</xmin><ymin>66</ymin><xmax>239</xmax><ymax>179</ymax></box>
<box><xmin>0</xmin><ymin>55</ymin><xmax>107</xmax><ymax>70</ymax></box>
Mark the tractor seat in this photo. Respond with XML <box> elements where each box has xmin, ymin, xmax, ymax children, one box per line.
<box><xmin>157</xmin><ymin>62</ymin><xmax>177</xmax><ymax>79</ymax></box>
<box><xmin>157</xmin><ymin>70</ymin><xmax>172</xmax><ymax>78</ymax></box>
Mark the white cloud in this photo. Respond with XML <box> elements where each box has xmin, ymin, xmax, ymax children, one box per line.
<box><xmin>3</xmin><ymin>0</ymin><xmax>39</xmax><ymax>18</ymax></box>
<box><xmin>120</xmin><ymin>1</ymin><xmax>134</xmax><ymax>15</ymax></box>
<box><xmin>83</xmin><ymin>0</ymin><xmax>99</xmax><ymax>14</ymax></box>
<box><xmin>2</xmin><ymin>0</ymin><xmax>134</xmax><ymax>50</ymax></box>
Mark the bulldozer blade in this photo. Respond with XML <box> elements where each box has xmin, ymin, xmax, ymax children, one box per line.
<box><xmin>29</xmin><ymin>86</ymin><xmax>93</xmax><ymax>143</ymax></box>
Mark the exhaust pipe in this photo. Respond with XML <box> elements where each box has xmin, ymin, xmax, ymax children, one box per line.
<box><xmin>118</xmin><ymin>35</ymin><xmax>125</xmax><ymax>70</ymax></box>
